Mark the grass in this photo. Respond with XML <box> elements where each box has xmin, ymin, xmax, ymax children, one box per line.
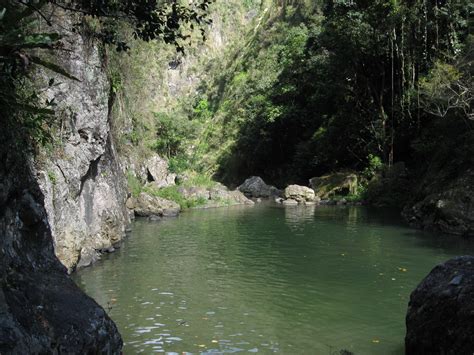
<box><xmin>127</xmin><ymin>170</ymin><xmax>217</xmax><ymax>210</ymax></box>
<box><xmin>150</xmin><ymin>185</ymin><xmax>209</xmax><ymax>209</ymax></box>
<box><xmin>127</xmin><ymin>171</ymin><xmax>143</xmax><ymax>197</ymax></box>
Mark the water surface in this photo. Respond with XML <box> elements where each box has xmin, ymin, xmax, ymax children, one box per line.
<box><xmin>73</xmin><ymin>205</ymin><xmax>473</xmax><ymax>354</ymax></box>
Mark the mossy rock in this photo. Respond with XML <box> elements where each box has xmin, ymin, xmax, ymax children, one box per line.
<box><xmin>309</xmin><ymin>171</ymin><xmax>358</xmax><ymax>199</ymax></box>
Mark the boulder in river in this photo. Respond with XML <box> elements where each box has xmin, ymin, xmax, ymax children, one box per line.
<box><xmin>284</xmin><ymin>185</ymin><xmax>317</xmax><ymax>203</ymax></box>
<box><xmin>405</xmin><ymin>256</ymin><xmax>474</xmax><ymax>354</ymax></box>
<box><xmin>208</xmin><ymin>183</ymin><xmax>254</xmax><ymax>206</ymax></box>
<box><xmin>309</xmin><ymin>171</ymin><xmax>358</xmax><ymax>199</ymax></box>
<box><xmin>127</xmin><ymin>192</ymin><xmax>180</xmax><ymax>218</ymax></box>
<box><xmin>238</xmin><ymin>176</ymin><xmax>280</xmax><ymax>198</ymax></box>
<box><xmin>282</xmin><ymin>199</ymin><xmax>298</xmax><ymax>206</ymax></box>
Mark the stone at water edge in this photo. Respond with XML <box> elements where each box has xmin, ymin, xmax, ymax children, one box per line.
<box><xmin>129</xmin><ymin>192</ymin><xmax>180</xmax><ymax>218</ymax></box>
<box><xmin>405</xmin><ymin>256</ymin><xmax>474</xmax><ymax>355</ymax></box>
<box><xmin>309</xmin><ymin>172</ymin><xmax>358</xmax><ymax>199</ymax></box>
<box><xmin>282</xmin><ymin>199</ymin><xmax>298</xmax><ymax>206</ymax></box>
<box><xmin>337</xmin><ymin>198</ymin><xmax>347</xmax><ymax>205</ymax></box>
<box><xmin>284</xmin><ymin>184</ymin><xmax>317</xmax><ymax>203</ymax></box>
<box><xmin>238</xmin><ymin>176</ymin><xmax>280</xmax><ymax>198</ymax></box>
<box><xmin>403</xmin><ymin>169</ymin><xmax>474</xmax><ymax>236</ymax></box>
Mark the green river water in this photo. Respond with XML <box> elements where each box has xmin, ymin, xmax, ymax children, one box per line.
<box><xmin>73</xmin><ymin>205</ymin><xmax>473</xmax><ymax>354</ymax></box>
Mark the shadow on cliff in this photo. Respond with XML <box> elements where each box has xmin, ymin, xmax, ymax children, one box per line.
<box><xmin>0</xmin><ymin>124</ymin><xmax>123</xmax><ymax>353</ymax></box>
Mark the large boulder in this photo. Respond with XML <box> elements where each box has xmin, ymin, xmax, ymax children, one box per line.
<box><xmin>209</xmin><ymin>183</ymin><xmax>254</xmax><ymax>206</ymax></box>
<box><xmin>309</xmin><ymin>172</ymin><xmax>358</xmax><ymax>199</ymax></box>
<box><xmin>127</xmin><ymin>192</ymin><xmax>180</xmax><ymax>217</ymax></box>
<box><xmin>403</xmin><ymin>169</ymin><xmax>474</xmax><ymax>236</ymax></box>
<box><xmin>238</xmin><ymin>176</ymin><xmax>280</xmax><ymax>198</ymax></box>
<box><xmin>282</xmin><ymin>199</ymin><xmax>298</xmax><ymax>206</ymax></box>
<box><xmin>145</xmin><ymin>155</ymin><xmax>176</xmax><ymax>188</ymax></box>
<box><xmin>406</xmin><ymin>256</ymin><xmax>474</xmax><ymax>354</ymax></box>
<box><xmin>284</xmin><ymin>185</ymin><xmax>317</xmax><ymax>203</ymax></box>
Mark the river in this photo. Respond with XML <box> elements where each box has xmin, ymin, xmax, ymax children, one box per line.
<box><xmin>73</xmin><ymin>204</ymin><xmax>473</xmax><ymax>354</ymax></box>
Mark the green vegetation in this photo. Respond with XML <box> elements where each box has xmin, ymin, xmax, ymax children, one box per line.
<box><xmin>4</xmin><ymin>0</ymin><xmax>472</xmax><ymax>210</ymax></box>
<box><xmin>1</xmin><ymin>0</ymin><xmax>213</xmax><ymax>154</ymax></box>
<box><xmin>128</xmin><ymin>169</ymin><xmax>217</xmax><ymax>209</ymax></box>
<box><xmin>142</xmin><ymin>0</ymin><xmax>470</xmax><ymax>209</ymax></box>
<box><xmin>126</xmin><ymin>171</ymin><xmax>143</xmax><ymax>198</ymax></box>
<box><xmin>149</xmin><ymin>186</ymin><xmax>208</xmax><ymax>210</ymax></box>
<box><xmin>47</xmin><ymin>170</ymin><xmax>57</xmax><ymax>186</ymax></box>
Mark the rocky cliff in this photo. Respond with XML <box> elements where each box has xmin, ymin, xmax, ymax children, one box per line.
<box><xmin>0</xmin><ymin>115</ymin><xmax>122</xmax><ymax>353</ymax></box>
<box><xmin>36</xmin><ymin>13</ymin><xmax>130</xmax><ymax>272</ymax></box>
<box><xmin>0</xmin><ymin>9</ymin><xmax>125</xmax><ymax>352</ymax></box>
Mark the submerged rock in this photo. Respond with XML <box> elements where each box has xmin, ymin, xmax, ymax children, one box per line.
<box><xmin>284</xmin><ymin>185</ymin><xmax>317</xmax><ymax>203</ymax></box>
<box><xmin>405</xmin><ymin>256</ymin><xmax>474</xmax><ymax>354</ymax></box>
<box><xmin>238</xmin><ymin>176</ymin><xmax>280</xmax><ymax>198</ymax></box>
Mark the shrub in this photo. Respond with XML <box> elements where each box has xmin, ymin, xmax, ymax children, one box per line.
<box><xmin>126</xmin><ymin>171</ymin><xmax>142</xmax><ymax>197</ymax></box>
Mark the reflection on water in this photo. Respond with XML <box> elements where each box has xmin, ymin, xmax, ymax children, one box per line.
<box><xmin>73</xmin><ymin>205</ymin><xmax>474</xmax><ymax>354</ymax></box>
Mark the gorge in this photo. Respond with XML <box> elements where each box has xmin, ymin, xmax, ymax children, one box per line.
<box><xmin>0</xmin><ymin>0</ymin><xmax>473</xmax><ymax>353</ymax></box>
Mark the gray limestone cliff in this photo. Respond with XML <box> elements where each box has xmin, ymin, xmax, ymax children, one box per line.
<box><xmin>36</xmin><ymin>13</ymin><xmax>130</xmax><ymax>272</ymax></box>
<box><xmin>0</xmin><ymin>9</ymin><xmax>124</xmax><ymax>352</ymax></box>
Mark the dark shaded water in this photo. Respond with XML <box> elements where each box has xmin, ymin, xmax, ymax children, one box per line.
<box><xmin>73</xmin><ymin>205</ymin><xmax>473</xmax><ymax>354</ymax></box>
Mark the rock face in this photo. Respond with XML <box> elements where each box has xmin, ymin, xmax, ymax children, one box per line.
<box><xmin>37</xmin><ymin>12</ymin><xmax>130</xmax><ymax>271</ymax></box>
<box><xmin>403</xmin><ymin>169</ymin><xmax>474</xmax><ymax>236</ymax></box>
<box><xmin>238</xmin><ymin>176</ymin><xmax>280</xmax><ymax>198</ymax></box>
<box><xmin>127</xmin><ymin>193</ymin><xmax>181</xmax><ymax>218</ymax></box>
<box><xmin>145</xmin><ymin>155</ymin><xmax>176</xmax><ymax>188</ymax></box>
<box><xmin>406</xmin><ymin>256</ymin><xmax>474</xmax><ymax>354</ymax></box>
<box><xmin>284</xmin><ymin>185</ymin><xmax>317</xmax><ymax>203</ymax></box>
<box><xmin>309</xmin><ymin>172</ymin><xmax>358</xmax><ymax>199</ymax></box>
<box><xmin>0</xmin><ymin>136</ymin><xmax>122</xmax><ymax>352</ymax></box>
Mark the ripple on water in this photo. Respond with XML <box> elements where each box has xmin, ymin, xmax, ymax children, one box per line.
<box><xmin>72</xmin><ymin>205</ymin><xmax>474</xmax><ymax>354</ymax></box>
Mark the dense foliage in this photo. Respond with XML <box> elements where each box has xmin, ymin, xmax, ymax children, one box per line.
<box><xmin>2</xmin><ymin>0</ymin><xmax>472</xmax><ymax>207</ymax></box>
<box><xmin>173</xmin><ymin>0</ymin><xmax>472</xmax><ymax>196</ymax></box>
<box><xmin>0</xmin><ymin>0</ymin><xmax>212</xmax><ymax>150</ymax></box>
